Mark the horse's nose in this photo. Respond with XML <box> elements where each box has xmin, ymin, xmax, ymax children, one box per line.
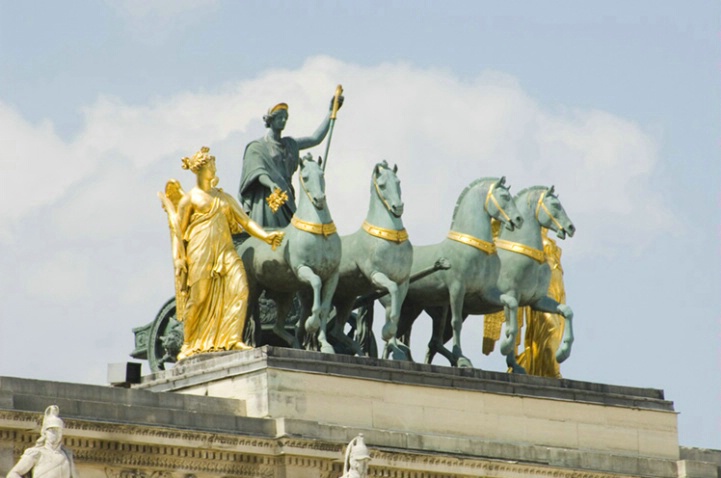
<box><xmin>514</xmin><ymin>215</ymin><xmax>524</xmax><ymax>228</ymax></box>
<box><xmin>566</xmin><ymin>223</ymin><xmax>576</xmax><ymax>237</ymax></box>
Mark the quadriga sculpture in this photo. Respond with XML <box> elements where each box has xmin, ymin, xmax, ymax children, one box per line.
<box><xmin>330</xmin><ymin>161</ymin><xmax>412</xmax><ymax>357</ymax></box>
<box><xmin>236</xmin><ymin>154</ymin><xmax>341</xmax><ymax>353</ymax></box>
<box><xmin>427</xmin><ymin>185</ymin><xmax>576</xmax><ymax>373</ymax></box>
<box><xmin>394</xmin><ymin>177</ymin><xmax>523</xmax><ymax>367</ymax></box>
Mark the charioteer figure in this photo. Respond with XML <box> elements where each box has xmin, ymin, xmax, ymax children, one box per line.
<box><xmin>238</xmin><ymin>88</ymin><xmax>344</xmax><ymax>228</ymax></box>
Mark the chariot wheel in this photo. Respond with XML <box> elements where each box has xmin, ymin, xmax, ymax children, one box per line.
<box><xmin>146</xmin><ymin>297</ymin><xmax>183</xmax><ymax>372</ymax></box>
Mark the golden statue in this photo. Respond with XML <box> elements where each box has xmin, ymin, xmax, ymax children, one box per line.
<box><xmin>159</xmin><ymin>146</ymin><xmax>284</xmax><ymax>360</ymax></box>
<box><xmin>483</xmin><ymin>226</ymin><xmax>566</xmax><ymax>378</ymax></box>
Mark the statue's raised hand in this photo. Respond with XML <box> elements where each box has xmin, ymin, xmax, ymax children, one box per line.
<box><xmin>329</xmin><ymin>94</ymin><xmax>344</xmax><ymax>112</ymax></box>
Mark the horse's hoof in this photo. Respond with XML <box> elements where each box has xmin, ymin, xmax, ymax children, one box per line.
<box><xmin>556</xmin><ymin>344</ymin><xmax>572</xmax><ymax>363</ymax></box>
<box><xmin>381</xmin><ymin>322</ymin><xmax>397</xmax><ymax>341</ymax></box>
<box><xmin>499</xmin><ymin>337</ymin><xmax>514</xmax><ymax>356</ymax></box>
<box><xmin>457</xmin><ymin>357</ymin><xmax>473</xmax><ymax>368</ymax></box>
<box><xmin>320</xmin><ymin>342</ymin><xmax>335</xmax><ymax>354</ymax></box>
<box><xmin>306</xmin><ymin>315</ymin><xmax>320</xmax><ymax>333</ymax></box>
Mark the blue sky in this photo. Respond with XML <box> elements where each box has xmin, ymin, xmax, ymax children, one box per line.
<box><xmin>0</xmin><ymin>1</ymin><xmax>719</xmax><ymax>449</ymax></box>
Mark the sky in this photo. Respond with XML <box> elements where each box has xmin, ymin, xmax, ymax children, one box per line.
<box><xmin>0</xmin><ymin>0</ymin><xmax>719</xmax><ymax>450</ymax></box>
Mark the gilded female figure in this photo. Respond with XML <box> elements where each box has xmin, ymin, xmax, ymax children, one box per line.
<box><xmin>238</xmin><ymin>94</ymin><xmax>343</xmax><ymax>228</ymax></box>
<box><xmin>160</xmin><ymin>147</ymin><xmax>283</xmax><ymax>360</ymax></box>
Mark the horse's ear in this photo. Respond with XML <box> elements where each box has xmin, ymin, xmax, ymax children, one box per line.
<box><xmin>374</xmin><ymin>163</ymin><xmax>381</xmax><ymax>177</ymax></box>
<box><xmin>549</xmin><ymin>185</ymin><xmax>555</xmax><ymax>195</ymax></box>
<box><xmin>499</xmin><ymin>176</ymin><xmax>506</xmax><ymax>186</ymax></box>
<box><xmin>393</xmin><ymin>163</ymin><xmax>398</xmax><ymax>173</ymax></box>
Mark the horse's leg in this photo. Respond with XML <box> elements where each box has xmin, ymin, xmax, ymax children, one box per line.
<box><xmin>499</xmin><ymin>293</ymin><xmax>525</xmax><ymax>374</ymax></box>
<box><xmin>296</xmin><ymin>265</ymin><xmax>322</xmax><ymax>334</ymax></box>
<box><xmin>531</xmin><ymin>296</ymin><xmax>574</xmax><ymax>363</ymax></box>
<box><xmin>448</xmin><ymin>283</ymin><xmax>472</xmax><ymax>368</ymax></box>
<box><xmin>317</xmin><ymin>271</ymin><xmax>340</xmax><ymax>354</ymax></box>
<box><xmin>297</xmin><ymin>290</ymin><xmax>317</xmax><ymax>351</ymax></box>
<box><xmin>385</xmin><ymin>301</ymin><xmax>418</xmax><ymax>361</ymax></box>
<box><xmin>371</xmin><ymin>271</ymin><xmax>400</xmax><ymax>340</ymax></box>
<box><xmin>271</xmin><ymin>293</ymin><xmax>298</xmax><ymax>348</ymax></box>
<box><xmin>425</xmin><ymin>306</ymin><xmax>458</xmax><ymax>366</ymax></box>
<box><xmin>332</xmin><ymin>299</ymin><xmax>364</xmax><ymax>355</ymax></box>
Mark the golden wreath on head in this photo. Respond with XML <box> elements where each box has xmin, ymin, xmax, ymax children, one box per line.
<box><xmin>263</xmin><ymin>103</ymin><xmax>288</xmax><ymax>126</ymax></box>
<box><xmin>268</xmin><ymin>103</ymin><xmax>288</xmax><ymax>115</ymax></box>
<box><xmin>182</xmin><ymin>146</ymin><xmax>215</xmax><ymax>173</ymax></box>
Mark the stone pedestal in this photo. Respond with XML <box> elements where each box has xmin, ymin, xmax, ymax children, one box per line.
<box><xmin>1</xmin><ymin>347</ymin><xmax>720</xmax><ymax>478</ymax></box>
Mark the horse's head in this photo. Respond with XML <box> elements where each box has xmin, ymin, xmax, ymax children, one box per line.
<box><xmin>373</xmin><ymin>160</ymin><xmax>404</xmax><ymax>218</ymax></box>
<box><xmin>535</xmin><ymin>186</ymin><xmax>575</xmax><ymax>239</ymax></box>
<box><xmin>485</xmin><ymin>176</ymin><xmax>523</xmax><ymax>231</ymax></box>
<box><xmin>299</xmin><ymin>154</ymin><xmax>327</xmax><ymax>210</ymax></box>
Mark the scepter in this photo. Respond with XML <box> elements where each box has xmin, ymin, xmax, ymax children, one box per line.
<box><xmin>322</xmin><ymin>84</ymin><xmax>343</xmax><ymax>171</ymax></box>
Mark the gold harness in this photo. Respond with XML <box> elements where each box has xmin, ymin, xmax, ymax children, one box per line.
<box><xmin>362</xmin><ymin>221</ymin><xmax>409</xmax><ymax>243</ymax></box>
<box><xmin>494</xmin><ymin>238</ymin><xmax>545</xmax><ymax>263</ymax></box>
<box><xmin>291</xmin><ymin>216</ymin><xmax>337</xmax><ymax>237</ymax></box>
<box><xmin>446</xmin><ymin>231</ymin><xmax>496</xmax><ymax>254</ymax></box>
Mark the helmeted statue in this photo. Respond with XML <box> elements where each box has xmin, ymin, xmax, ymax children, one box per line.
<box><xmin>238</xmin><ymin>93</ymin><xmax>343</xmax><ymax>228</ymax></box>
<box><xmin>6</xmin><ymin>406</ymin><xmax>78</xmax><ymax>478</ymax></box>
<box><xmin>340</xmin><ymin>434</ymin><xmax>371</xmax><ymax>478</ymax></box>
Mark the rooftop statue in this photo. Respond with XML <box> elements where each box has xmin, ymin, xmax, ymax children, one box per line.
<box><xmin>422</xmin><ymin>186</ymin><xmax>576</xmax><ymax>373</ymax></box>
<box><xmin>238</xmin><ymin>88</ymin><xmax>343</xmax><ymax>228</ymax></box>
<box><xmin>340</xmin><ymin>434</ymin><xmax>371</xmax><ymax>478</ymax></box>
<box><xmin>393</xmin><ymin>177</ymin><xmax>523</xmax><ymax>367</ymax></box>
<box><xmin>484</xmin><ymin>227</ymin><xmax>567</xmax><ymax>377</ymax></box>
<box><xmin>158</xmin><ymin>147</ymin><xmax>283</xmax><ymax>360</ymax></box>
<box><xmin>6</xmin><ymin>406</ymin><xmax>78</xmax><ymax>478</ymax></box>
<box><xmin>331</xmin><ymin>161</ymin><xmax>413</xmax><ymax>358</ymax></box>
<box><xmin>236</xmin><ymin>154</ymin><xmax>341</xmax><ymax>353</ymax></box>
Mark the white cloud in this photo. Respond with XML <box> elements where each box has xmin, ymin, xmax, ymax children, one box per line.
<box><xmin>1</xmin><ymin>56</ymin><xmax>670</xmax><ymax>250</ymax></box>
<box><xmin>23</xmin><ymin>251</ymin><xmax>91</xmax><ymax>303</ymax></box>
<box><xmin>108</xmin><ymin>0</ymin><xmax>218</xmax><ymax>19</ymax></box>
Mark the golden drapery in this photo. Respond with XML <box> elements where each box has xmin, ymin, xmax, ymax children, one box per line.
<box><xmin>180</xmin><ymin>194</ymin><xmax>250</xmax><ymax>359</ymax></box>
<box><xmin>483</xmin><ymin>227</ymin><xmax>566</xmax><ymax>377</ymax></box>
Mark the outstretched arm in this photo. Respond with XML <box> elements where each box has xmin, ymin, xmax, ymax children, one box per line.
<box><xmin>295</xmin><ymin>113</ymin><xmax>331</xmax><ymax>150</ymax></box>
<box><xmin>224</xmin><ymin>191</ymin><xmax>284</xmax><ymax>250</ymax></box>
<box><xmin>295</xmin><ymin>95</ymin><xmax>344</xmax><ymax>150</ymax></box>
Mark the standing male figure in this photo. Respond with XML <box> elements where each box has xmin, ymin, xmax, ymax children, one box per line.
<box><xmin>7</xmin><ymin>406</ymin><xmax>77</xmax><ymax>478</ymax></box>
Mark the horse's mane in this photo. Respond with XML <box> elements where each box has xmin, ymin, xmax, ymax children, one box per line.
<box><xmin>452</xmin><ymin>177</ymin><xmax>499</xmax><ymax>221</ymax></box>
<box><xmin>514</xmin><ymin>185</ymin><xmax>551</xmax><ymax>208</ymax></box>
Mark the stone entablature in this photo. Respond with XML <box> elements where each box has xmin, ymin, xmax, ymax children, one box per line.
<box><xmin>1</xmin><ymin>348</ymin><xmax>719</xmax><ymax>478</ymax></box>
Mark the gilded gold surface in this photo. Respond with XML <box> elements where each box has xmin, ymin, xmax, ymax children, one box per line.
<box><xmin>291</xmin><ymin>216</ymin><xmax>337</xmax><ymax>237</ymax></box>
<box><xmin>330</xmin><ymin>85</ymin><xmax>343</xmax><ymax>120</ymax></box>
<box><xmin>516</xmin><ymin>231</ymin><xmax>566</xmax><ymax>377</ymax></box>
<box><xmin>160</xmin><ymin>147</ymin><xmax>283</xmax><ymax>360</ymax></box>
<box><xmin>494</xmin><ymin>238</ymin><xmax>545</xmax><ymax>263</ymax></box>
<box><xmin>446</xmin><ymin>230</ymin><xmax>496</xmax><ymax>254</ymax></box>
<box><xmin>362</xmin><ymin>221</ymin><xmax>409</xmax><ymax>243</ymax></box>
<box><xmin>265</xmin><ymin>187</ymin><xmax>289</xmax><ymax>213</ymax></box>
